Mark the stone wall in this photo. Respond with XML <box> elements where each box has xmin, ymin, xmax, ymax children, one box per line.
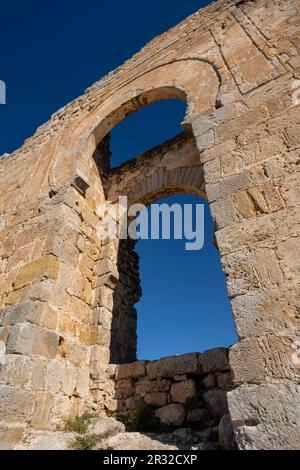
<box><xmin>0</xmin><ymin>0</ymin><xmax>299</xmax><ymax>450</ymax></box>
<box><xmin>112</xmin><ymin>349</ymin><xmax>236</xmax><ymax>450</ymax></box>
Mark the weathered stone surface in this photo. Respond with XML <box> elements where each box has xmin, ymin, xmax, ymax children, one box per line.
<box><xmin>135</xmin><ymin>378</ymin><xmax>171</xmax><ymax>397</ymax></box>
<box><xmin>144</xmin><ymin>392</ymin><xmax>168</xmax><ymax>407</ymax></box>
<box><xmin>203</xmin><ymin>390</ymin><xmax>228</xmax><ymax>418</ymax></box>
<box><xmin>187</xmin><ymin>408</ymin><xmax>213</xmax><ymax>424</ymax></box>
<box><xmin>31</xmin><ymin>391</ymin><xmax>53</xmax><ymax>430</ymax></box>
<box><xmin>218</xmin><ymin>414</ymin><xmax>236</xmax><ymax>450</ymax></box>
<box><xmin>170</xmin><ymin>380</ymin><xmax>197</xmax><ymax>404</ymax></box>
<box><xmin>88</xmin><ymin>417</ymin><xmax>125</xmax><ymax>437</ymax></box>
<box><xmin>147</xmin><ymin>354</ymin><xmax>199</xmax><ymax>379</ymax></box>
<box><xmin>116</xmin><ymin>361</ymin><xmax>147</xmax><ymax>380</ymax></box>
<box><xmin>15</xmin><ymin>432</ymin><xmax>75</xmax><ymax>450</ymax></box>
<box><xmin>7</xmin><ymin>323</ymin><xmax>59</xmax><ymax>359</ymax></box>
<box><xmin>199</xmin><ymin>348</ymin><xmax>229</xmax><ymax>373</ymax></box>
<box><xmin>94</xmin><ymin>432</ymin><xmax>178</xmax><ymax>450</ymax></box>
<box><xmin>227</xmin><ymin>384</ymin><xmax>300</xmax><ymax>450</ymax></box>
<box><xmin>0</xmin><ymin>385</ymin><xmax>35</xmax><ymax>422</ymax></box>
<box><xmin>155</xmin><ymin>404</ymin><xmax>186</xmax><ymax>427</ymax></box>
<box><xmin>0</xmin><ymin>424</ymin><xmax>25</xmax><ymax>450</ymax></box>
<box><xmin>202</xmin><ymin>373</ymin><xmax>215</xmax><ymax>388</ymax></box>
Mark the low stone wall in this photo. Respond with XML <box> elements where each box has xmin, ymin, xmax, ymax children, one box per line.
<box><xmin>112</xmin><ymin>348</ymin><xmax>236</xmax><ymax>449</ymax></box>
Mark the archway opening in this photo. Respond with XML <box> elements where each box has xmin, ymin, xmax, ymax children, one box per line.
<box><xmin>110</xmin><ymin>99</ymin><xmax>187</xmax><ymax>168</ymax></box>
<box><xmin>135</xmin><ymin>194</ymin><xmax>237</xmax><ymax>360</ymax></box>
<box><xmin>109</xmin><ymin>193</ymin><xmax>238</xmax><ymax>363</ymax></box>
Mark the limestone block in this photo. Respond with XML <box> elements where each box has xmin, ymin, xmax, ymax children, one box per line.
<box><xmin>206</xmin><ymin>171</ymin><xmax>251</xmax><ymax>202</ymax></box>
<box><xmin>116</xmin><ymin>360</ymin><xmax>147</xmax><ymax>380</ymax></box>
<box><xmin>16</xmin><ymin>431</ymin><xmax>75</xmax><ymax>450</ymax></box>
<box><xmin>61</xmin><ymin>364</ymin><xmax>77</xmax><ymax>396</ymax></box>
<box><xmin>135</xmin><ymin>378</ymin><xmax>171</xmax><ymax>397</ymax></box>
<box><xmin>231</xmin><ymin>287</ymin><xmax>299</xmax><ymax>339</ymax></box>
<box><xmin>75</xmin><ymin>369</ymin><xmax>90</xmax><ymax>398</ymax></box>
<box><xmin>203</xmin><ymin>389</ymin><xmax>228</xmax><ymax>418</ymax></box>
<box><xmin>155</xmin><ymin>404</ymin><xmax>186</xmax><ymax>427</ymax></box>
<box><xmin>280</xmin><ymin>173</ymin><xmax>300</xmax><ymax>208</ymax></box>
<box><xmin>0</xmin><ymin>423</ymin><xmax>26</xmax><ymax>450</ymax></box>
<box><xmin>0</xmin><ymin>354</ymin><xmax>32</xmax><ymax>387</ymax></box>
<box><xmin>170</xmin><ymin>380</ymin><xmax>197</xmax><ymax>404</ymax></box>
<box><xmin>0</xmin><ymin>384</ymin><xmax>35</xmax><ymax>422</ymax></box>
<box><xmin>95</xmin><ymin>431</ymin><xmax>178</xmax><ymax>450</ymax></box>
<box><xmin>31</xmin><ymin>391</ymin><xmax>53</xmax><ymax>430</ymax></box>
<box><xmin>7</xmin><ymin>323</ymin><xmax>59</xmax><ymax>359</ymax></box>
<box><xmin>229</xmin><ymin>336</ymin><xmax>298</xmax><ymax>384</ymax></box>
<box><xmin>227</xmin><ymin>383</ymin><xmax>300</xmax><ymax>450</ymax></box>
<box><xmin>147</xmin><ymin>353</ymin><xmax>199</xmax><ymax>379</ymax></box>
<box><xmin>14</xmin><ymin>255</ymin><xmax>60</xmax><ymax>289</ymax></box>
<box><xmin>199</xmin><ymin>348</ymin><xmax>229</xmax><ymax>373</ymax></box>
<box><xmin>219</xmin><ymin>414</ymin><xmax>236</xmax><ymax>450</ymax></box>
<box><xmin>277</xmin><ymin>237</ymin><xmax>300</xmax><ymax>280</ymax></box>
<box><xmin>210</xmin><ymin>197</ymin><xmax>238</xmax><ymax>229</ymax></box>
<box><xmin>88</xmin><ymin>417</ymin><xmax>125</xmax><ymax>437</ymax></box>
<box><xmin>45</xmin><ymin>360</ymin><xmax>65</xmax><ymax>394</ymax></box>
<box><xmin>144</xmin><ymin>392</ymin><xmax>168</xmax><ymax>407</ymax></box>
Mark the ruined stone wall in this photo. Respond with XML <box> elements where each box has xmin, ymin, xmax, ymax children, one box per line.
<box><xmin>112</xmin><ymin>349</ymin><xmax>235</xmax><ymax>450</ymax></box>
<box><xmin>0</xmin><ymin>0</ymin><xmax>299</xmax><ymax>450</ymax></box>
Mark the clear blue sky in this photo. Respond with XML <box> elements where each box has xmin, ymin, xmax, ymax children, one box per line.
<box><xmin>0</xmin><ymin>0</ymin><xmax>238</xmax><ymax>359</ymax></box>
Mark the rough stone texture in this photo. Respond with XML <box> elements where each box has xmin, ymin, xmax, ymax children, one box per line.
<box><xmin>15</xmin><ymin>432</ymin><xmax>75</xmax><ymax>450</ymax></box>
<box><xmin>228</xmin><ymin>384</ymin><xmax>300</xmax><ymax>450</ymax></box>
<box><xmin>218</xmin><ymin>413</ymin><xmax>236</xmax><ymax>450</ymax></box>
<box><xmin>88</xmin><ymin>417</ymin><xmax>125</xmax><ymax>437</ymax></box>
<box><xmin>94</xmin><ymin>432</ymin><xmax>178</xmax><ymax>450</ymax></box>
<box><xmin>0</xmin><ymin>0</ymin><xmax>299</xmax><ymax>450</ymax></box>
<box><xmin>0</xmin><ymin>424</ymin><xmax>26</xmax><ymax>450</ymax></box>
<box><xmin>155</xmin><ymin>404</ymin><xmax>186</xmax><ymax>427</ymax></box>
<box><xmin>170</xmin><ymin>380</ymin><xmax>197</xmax><ymax>404</ymax></box>
<box><xmin>147</xmin><ymin>354</ymin><xmax>199</xmax><ymax>379</ymax></box>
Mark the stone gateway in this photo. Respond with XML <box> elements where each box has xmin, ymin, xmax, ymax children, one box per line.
<box><xmin>0</xmin><ymin>0</ymin><xmax>299</xmax><ymax>450</ymax></box>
